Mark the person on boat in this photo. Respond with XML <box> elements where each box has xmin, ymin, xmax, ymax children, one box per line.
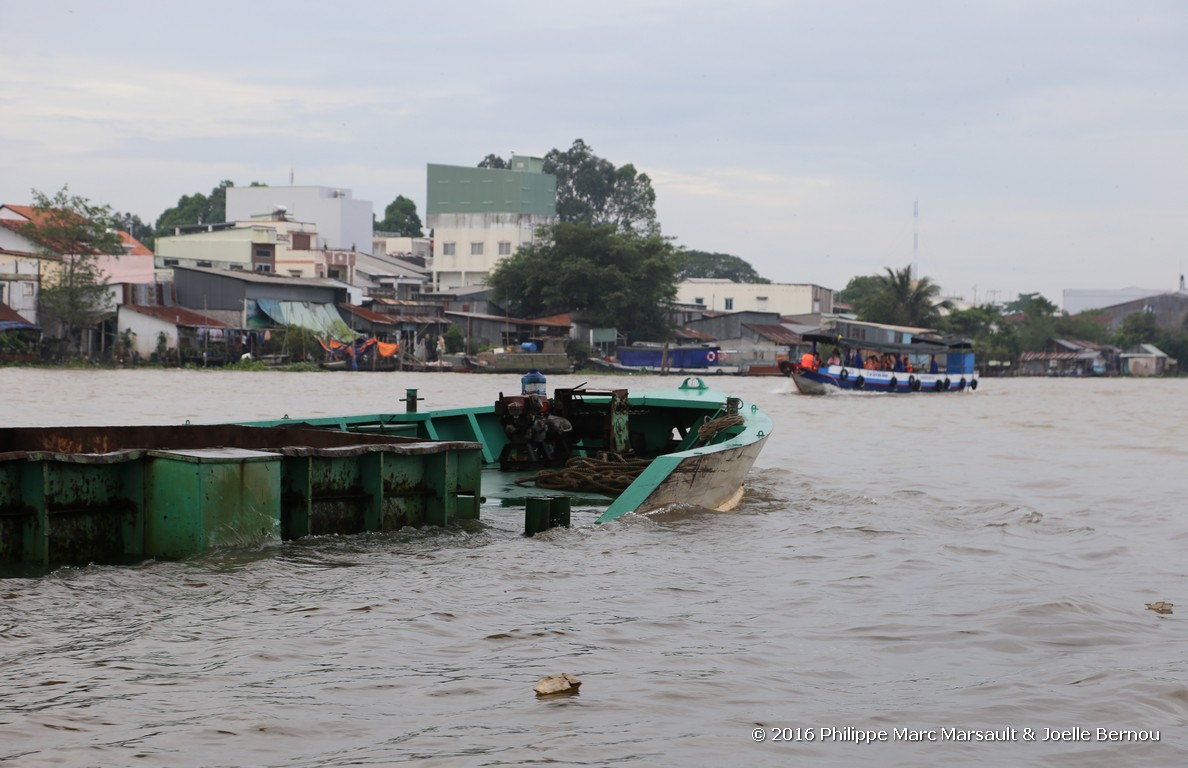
<box><xmin>904</xmin><ymin>357</ymin><xmax>914</xmax><ymax>373</ymax></box>
<box><xmin>852</xmin><ymin>350</ymin><xmax>863</xmax><ymax>369</ymax></box>
<box><xmin>799</xmin><ymin>351</ymin><xmax>817</xmax><ymax>371</ymax></box>
<box><xmin>893</xmin><ymin>355</ymin><xmax>905</xmax><ymax>373</ymax></box>
<box><xmin>865</xmin><ymin>355</ymin><xmax>878</xmax><ymax>370</ymax></box>
<box><xmin>827</xmin><ymin>351</ymin><xmax>840</xmax><ymax>366</ymax></box>
<box><xmin>929</xmin><ymin>355</ymin><xmax>939</xmax><ymax>374</ymax></box>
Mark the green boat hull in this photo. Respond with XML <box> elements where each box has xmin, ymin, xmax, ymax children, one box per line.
<box><xmin>244</xmin><ymin>377</ymin><xmax>773</xmax><ymax>525</ymax></box>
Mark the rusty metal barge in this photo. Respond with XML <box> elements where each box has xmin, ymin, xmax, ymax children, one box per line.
<box><xmin>1</xmin><ymin>378</ymin><xmax>770</xmax><ymax>569</ymax></box>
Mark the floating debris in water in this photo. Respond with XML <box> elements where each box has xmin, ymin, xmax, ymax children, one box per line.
<box><xmin>1146</xmin><ymin>601</ymin><xmax>1174</xmax><ymax>614</ymax></box>
<box><xmin>534</xmin><ymin>673</ymin><xmax>582</xmax><ymax>696</ymax></box>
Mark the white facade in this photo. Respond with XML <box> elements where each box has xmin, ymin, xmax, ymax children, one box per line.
<box><xmin>0</xmin><ymin>250</ymin><xmax>44</xmax><ymax>324</ymax></box>
<box><xmin>431</xmin><ymin>212</ymin><xmax>550</xmax><ymax>290</ymax></box>
<box><xmin>226</xmin><ymin>186</ymin><xmax>373</xmax><ymax>255</ymax></box>
<box><xmin>373</xmin><ymin>235</ymin><xmax>431</xmax><ymax>261</ymax></box>
<box><xmin>676</xmin><ymin>279</ymin><xmax>833</xmax><ymax>316</ymax></box>
<box><xmin>156</xmin><ymin>218</ymin><xmax>321</xmax><ymax>277</ymax></box>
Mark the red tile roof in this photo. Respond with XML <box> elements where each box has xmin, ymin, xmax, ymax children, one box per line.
<box><xmin>0</xmin><ymin>301</ymin><xmax>34</xmax><ymax>325</ymax></box>
<box><xmin>118</xmin><ymin>231</ymin><xmax>153</xmax><ymax>256</ymax></box>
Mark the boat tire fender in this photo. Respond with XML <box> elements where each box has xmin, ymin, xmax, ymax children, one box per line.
<box><xmin>958</xmin><ymin>377</ymin><xmax>966</xmax><ymax>390</ymax></box>
<box><xmin>854</xmin><ymin>374</ymin><xmax>865</xmax><ymax>389</ymax></box>
<box><xmin>970</xmin><ymin>379</ymin><xmax>978</xmax><ymax>391</ymax></box>
<box><xmin>839</xmin><ymin>368</ymin><xmax>849</xmax><ymax>381</ymax></box>
<box><xmin>943</xmin><ymin>378</ymin><xmax>951</xmax><ymax>391</ymax></box>
<box><xmin>888</xmin><ymin>376</ymin><xmax>898</xmax><ymax>390</ymax></box>
<box><xmin>909</xmin><ymin>376</ymin><xmax>921</xmax><ymax>392</ymax></box>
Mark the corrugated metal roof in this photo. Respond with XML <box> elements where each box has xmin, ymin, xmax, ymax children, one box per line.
<box><xmin>124</xmin><ymin>304</ymin><xmax>229</xmax><ymax>328</ymax></box>
<box><xmin>444</xmin><ymin>310</ymin><xmax>559</xmax><ymax>326</ymax></box>
<box><xmin>176</xmin><ymin>265</ymin><xmax>343</xmax><ymax>288</ymax></box>
<box><xmin>338</xmin><ymin>303</ymin><xmax>399</xmax><ymax>325</ymax></box>
<box><xmin>742</xmin><ymin>323</ymin><xmax>802</xmax><ymax>344</ymax></box>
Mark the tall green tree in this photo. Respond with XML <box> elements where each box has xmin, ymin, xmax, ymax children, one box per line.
<box><xmin>941</xmin><ymin>304</ymin><xmax>1018</xmax><ymax>364</ymax></box>
<box><xmin>673</xmin><ymin>250</ymin><xmax>770</xmax><ymax>283</ymax></box>
<box><xmin>1006</xmin><ymin>292</ymin><xmax>1059</xmax><ymax>351</ymax></box>
<box><xmin>154</xmin><ymin>180</ymin><xmax>267</xmax><ymax>236</ymax></box>
<box><xmin>375</xmin><ymin>195</ymin><xmax>424</xmax><ymax>236</ymax></box>
<box><xmin>21</xmin><ymin>187</ymin><xmax>123</xmax><ymax>356</ymax></box>
<box><xmin>543</xmin><ymin>139</ymin><xmax>659</xmax><ymax>235</ymax></box>
<box><xmin>849</xmin><ymin>264</ymin><xmax>951</xmax><ymax>327</ymax></box>
<box><xmin>1116</xmin><ymin>311</ymin><xmax>1159</xmax><ymax>350</ymax></box>
<box><xmin>477</xmin><ymin>154</ymin><xmax>509</xmax><ymax>169</ymax></box>
<box><xmin>487</xmin><ymin>222</ymin><xmax>677</xmax><ymax>342</ymax></box>
<box><xmin>113</xmin><ymin>211</ymin><xmax>155</xmax><ymax>250</ymax></box>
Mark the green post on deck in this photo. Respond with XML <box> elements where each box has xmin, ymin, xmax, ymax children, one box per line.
<box><xmin>549</xmin><ymin>496</ymin><xmax>571</xmax><ymax>529</ymax></box>
<box><xmin>524</xmin><ymin>496</ymin><xmax>571</xmax><ymax>536</ymax></box>
<box><xmin>524</xmin><ymin>497</ymin><xmax>552</xmax><ymax>537</ymax></box>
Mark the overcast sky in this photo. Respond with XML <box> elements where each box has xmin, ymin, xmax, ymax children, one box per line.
<box><xmin>4</xmin><ymin>0</ymin><xmax>1186</xmax><ymax>309</ymax></box>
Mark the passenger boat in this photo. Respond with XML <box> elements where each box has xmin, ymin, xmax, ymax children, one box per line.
<box><xmin>781</xmin><ymin>332</ymin><xmax>979</xmax><ymax>395</ymax></box>
<box><xmin>0</xmin><ymin>378</ymin><xmax>770</xmax><ymax>568</ymax></box>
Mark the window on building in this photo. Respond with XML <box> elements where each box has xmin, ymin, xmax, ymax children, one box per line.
<box><xmin>694</xmin><ymin>297</ymin><xmax>704</xmax><ymax>305</ymax></box>
<box><xmin>498</xmin><ymin>241</ymin><xmax>512</xmax><ymax>256</ymax></box>
<box><xmin>471</xmin><ymin>242</ymin><xmax>484</xmax><ymax>256</ymax></box>
<box><xmin>197</xmin><ymin>260</ymin><xmax>213</xmax><ymax>268</ymax></box>
<box><xmin>724</xmin><ymin>298</ymin><xmax>734</xmax><ymax>310</ymax></box>
<box><xmin>289</xmin><ymin>270</ymin><xmax>303</xmax><ymax>277</ymax></box>
<box><xmin>442</xmin><ymin>242</ymin><xmax>456</xmax><ymax>256</ymax></box>
<box><xmin>254</xmin><ymin>249</ymin><xmax>271</xmax><ymax>259</ymax></box>
<box><xmin>163</xmin><ymin>258</ymin><xmax>179</xmax><ymax>266</ymax></box>
<box><xmin>756</xmin><ymin>296</ymin><xmax>768</xmax><ymax>311</ymax></box>
<box><xmin>229</xmin><ymin>264</ymin><xmax>244</xmax><ymax>271</ymax></box>
<box><xmin>255</xmin><ymin>264</ymin><xmax>272</xmax><ymax>273</ymax></box>
<box><xmin>291</xmin><ymin>233</ymin><xmax>311</xmax><ymax>250</ymax></box>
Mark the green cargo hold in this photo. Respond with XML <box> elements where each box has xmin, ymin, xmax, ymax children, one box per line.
<box><xmin>0</xmin><ymin>425</ymin><xmax>482</xmax><ymax>568</ymax></box>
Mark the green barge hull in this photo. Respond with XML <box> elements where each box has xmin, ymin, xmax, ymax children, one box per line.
<box><xmin>2</xmin><ymin>378</ymin><xmax>771</xmax><ymax>569</ymax></box>
<box><xmin>0</xmin><ymin>425</ymin><xmax>481</xmax><ymax>568</ymax></box>
<box><xmin>245</xmin><ymin>378</ymin><xmax>773</xmax><ymax>527</ymax></box>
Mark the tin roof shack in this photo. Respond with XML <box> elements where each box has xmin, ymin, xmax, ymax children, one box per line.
<box><xmin>1018</xmin><ymin>339</ymin><xmax>1119</xmax><ymax>377</ymax></box>
<box><xmin>1121</xmin><ymin>344</ymin><xmax>1172</xmax><ymax>376</ymax></box>
<box><xmin>683</xmin><ymin>311</ymin><xmax>804</xmax><ymax>368</ymax></box>
<box><xmin>116</xmin><ymin>304</ymin><xmax>236</xmax><ymax>364</ymax></box>
<box><xmin>172</xmin><ymin>266</ymin><xmax>350</xmax><ymax>331</ymax></box>
<box><xmin>444</xmin><ymin>311</ymin><xmax>569</xmax><ymax>352</ymax></box>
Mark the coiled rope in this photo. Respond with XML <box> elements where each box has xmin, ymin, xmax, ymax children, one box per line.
<box><xmin>515</xmin><ymin>453</ymin><xmax>651</xmax><ymax>494</ymax></box>
<box><xmin>513</xmin><ymin>411</ymin><xmax>746</xmax><ymax>495</ymax></box>
<box><xmin>698</xmin><ymin>412</ymin><xmax>744</xmax><ymax>441</ymax></box>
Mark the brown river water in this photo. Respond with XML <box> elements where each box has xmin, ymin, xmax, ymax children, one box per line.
<box><xmin>1</xmin><ymin>369</ymin><xmax>1186</xmax><ymax>767</ymax></box>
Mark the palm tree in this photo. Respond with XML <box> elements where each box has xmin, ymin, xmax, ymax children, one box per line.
<box><xmin>861</xmin><ymin>264</ymin><xmax>952</xmax><ymax>327</ymax></box>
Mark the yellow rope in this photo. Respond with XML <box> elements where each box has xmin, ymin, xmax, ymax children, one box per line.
<box><xmin>697</xmin><ymin>413</ymin><xmax>744</xmax><ymax>441</ymax></box>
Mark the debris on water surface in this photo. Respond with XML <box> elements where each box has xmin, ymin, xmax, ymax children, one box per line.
<box><xmin>534</xmin><ymin>673</ymin><xmax>582</xmax><ymax>696</ymax></box>
<box><xmin>1146</xmin><ymin>601</ymin><xmax>1173</xmax><ymax>614</ymax></box>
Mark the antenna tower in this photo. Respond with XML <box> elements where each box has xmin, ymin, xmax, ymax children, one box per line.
<box><xmin>912</xmin><ymin>199</ymin><xmax>919</xmax><ymax>280</ymax></box>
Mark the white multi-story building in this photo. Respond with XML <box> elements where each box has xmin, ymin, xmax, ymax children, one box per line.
<box><xmin>676</xmin><ymin>278</ymin><xmax>834</xmax><ymax>316</ymax></box>
<box><xmin>155</xmin><ymin>212</ymin><xmax>321</xmax><ymax>278</ymax></box>
<box><xmin>226</xmin><ymin>185</ymin><xmax>373</xmax><ymax>255</ymax></box>
<box><xmin>427</xmin><ymin>157</ymin><xmax>557</xmax><ymax>290</ymax></box>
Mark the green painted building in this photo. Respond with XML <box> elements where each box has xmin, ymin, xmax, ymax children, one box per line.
<box><xmin>426</xmin><ymin>156</ymin><xmax>557</xmax><ymax>290</ymax></box>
